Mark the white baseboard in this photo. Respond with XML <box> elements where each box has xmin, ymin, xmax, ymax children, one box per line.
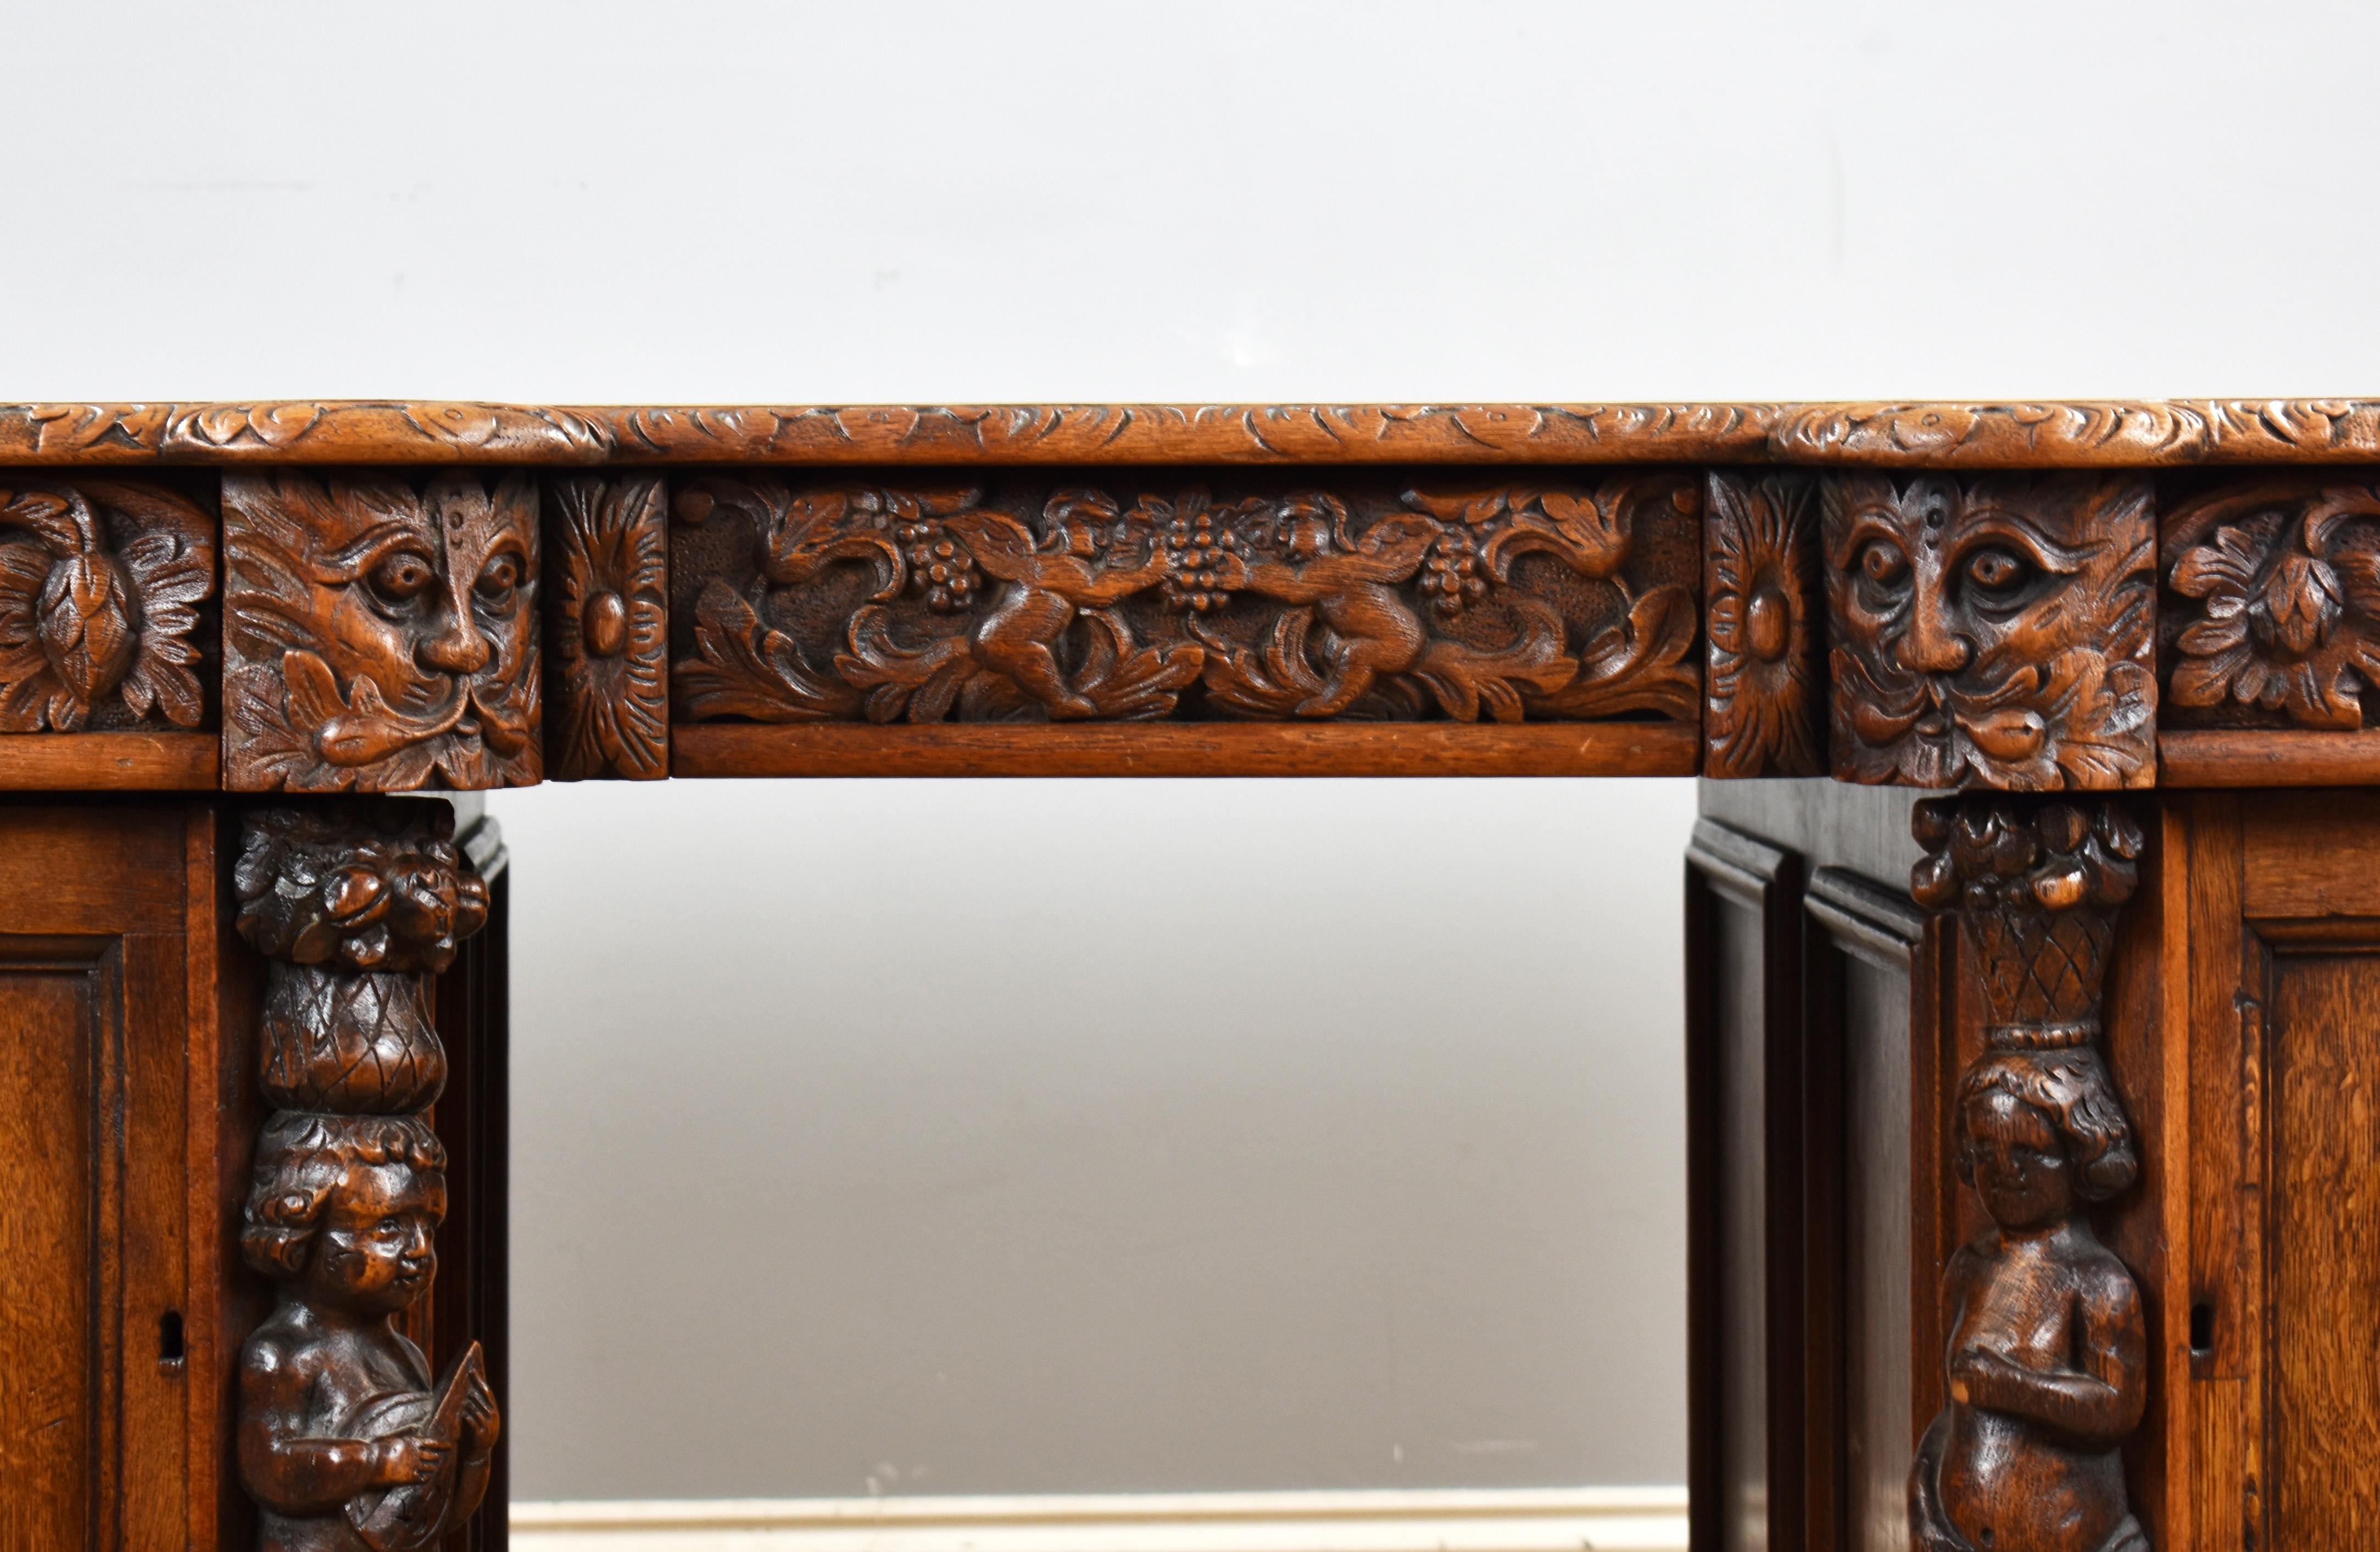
<box><xmin>511</xmin><ymin>1487</ymin><xmax>1690</xmax><ymax>1552</ymax></box>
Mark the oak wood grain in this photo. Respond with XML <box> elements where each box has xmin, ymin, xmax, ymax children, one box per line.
<box><xmin>2268</xmin><ymin>952</ymin><xmax>2380</xmax><ymax>1542</ymax></box>
<box><xmin>2160</xmin><ymin>728</ymin><xmax>2380</xmax><ymax>788</ymax></box>
<box><xmin>0</xmin><ymin>804</ymin><xmax>189</xmax><ymax>933</ymax></box>
<box><xmin>0</xmin><ymin>963</ymin><xmax>100</xmax><ymax>1550</ymax></box>
<box><xmin>2242</xmin><ymin>791</ymin><xmax>2380</xmax><ymax>916</ymax></box>
<box><xmin>0</xmin><ymin>732</ymin><xmax>218</xmax><ymax>789</ymax></box>
<box><xmin>672</xmin><ymin>719</ymin><xmax>1699</xmax><ymax>778</ymax></box>
<box><xmin>0</xmin><ymin>804</ymin><xmax>212</xmax><ymax>1552</ymax></box>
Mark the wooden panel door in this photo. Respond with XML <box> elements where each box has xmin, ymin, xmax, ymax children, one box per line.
<box><xmin>0</xmin><ymin>800</ymin><xmax>220</xmax><ymax>1552</ymax></box>
<box><xmin>2184</xmin><ymin>790</ymin><xmax>2380</xmax><ymax>1549</ymax></box>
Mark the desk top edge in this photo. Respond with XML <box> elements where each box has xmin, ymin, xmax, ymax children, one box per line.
<box><xmin>9</xmin><ymin>399</ymin><xmax>2380</xmax><ymax>468</ymax></box>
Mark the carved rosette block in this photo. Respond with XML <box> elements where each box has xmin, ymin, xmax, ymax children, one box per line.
<box><xmin>0</xmin><ymin>477</ymin><xmax>215</xmax><ymax>731</ymax></box>
<box><xmin>224</xmin><ymin>472</ymin><xmax>541</xmax><ymax>792</ymax></box>
<box><xmin>233</xmin><ymin>801</ymin><xmax>500</xmax><ymax>1551</ymax></box>
<box><xmin>1703</xmin><ymin>471</ymin><xmax>1822</xmax><ymax>777</ymax></box>
<box><xmin>2160</xmin><ymin>476</ymin><xmax>2380</xmax><ymax>730</ymax></box>
<box><xmin>1908</xmin><ymin>796</ymin><xmax>2150</xmax><ymax>1552</ymax></box>
<box><xmin>1821</xmin><ymin>475</ymin><xmax>2156</xmax><ymax>791</ymax></box>
<box><xmin>547</xmin><ymin>475</ymin><xmax>668</xmax><ymax>778</ymax></box>
<box><xmin>668</xmin><ymin>474</ymin><xmax>1701</xmax><ymax>724</ymax></box>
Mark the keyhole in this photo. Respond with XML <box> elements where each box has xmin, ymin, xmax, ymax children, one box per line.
<box><xmin>159</xmin><ymin>1310</ymin><xmax>185</xmax><ymax>1366</ymax></box>
<box><xmin>2189</xmin><ymin>1300</ymin><xmax>2215</xmax><ymax>1354</ymax></box>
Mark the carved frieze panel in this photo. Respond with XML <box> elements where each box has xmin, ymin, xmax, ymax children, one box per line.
<box><xmin>1908</xmin><ymin>796</ymin><xmax>2149</xmax><ymax>1552</ymax></box>
<box><xmin>1704</xmin><ymin>471</ymin><xmax>1822</xmax><ymax>777</ymax></box>
<box><xmin>668</xmin><ymin>472</ymin><xmax>1702</xmax><ymax>725</ymax></box>
<box><xmin>1822</xmin><ymin>475</ymin><xmax>2156</xmax><ymax>791</ymax></box>
<box><xmin>547</xmin><ymin>475</ymin><xmax>667</xmax><ymax>778</ymax></box>
<box><xmin>2159</xmin><ymin>475</ymin><xmax>2380</xmax><ymax>730</ymax></box>
<box><xmin>224</xmin><ymin>472</ymin><xmax>541</xmax><ymax>791</ymax></box>
<box><xmin>234</xmin><ymin>801</ymin><xmax>500</xmax><ymax>1550</ymax></box>
<box><xmin>0</xmin><ymin>477</ymin><xmax>215</xmax><ymax>732</ymax></box>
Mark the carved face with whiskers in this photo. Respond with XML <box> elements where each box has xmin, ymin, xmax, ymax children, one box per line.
<box><xmin>225</xmin><ymin>473</ymin><xmax>540</xmax><ymax>790</ymax></box>
<box><xmin>1824</xmin><ymin>475</ymin><xmax>2154</xmax><ymax>791</ymax></box>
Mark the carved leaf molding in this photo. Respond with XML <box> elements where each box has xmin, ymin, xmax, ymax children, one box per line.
<box><xmin>17</xmin><ymin>399</ymin><xmax>2380</xmax><ymax>467</ymax></box>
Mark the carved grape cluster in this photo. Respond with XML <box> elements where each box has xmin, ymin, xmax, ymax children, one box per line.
<box><xmin>898</xmin><ymin>518</ymin><xmax>980</xmax><ymax>614</ymax></box>
<box><xmin>1162</xmin><ymin>506</ymin><xmax>1241</xmax><ymax>613</ymax></box>
<box><xmin>1419</xmin><ymin>525</ymin><xmax>1489</xmax><ymax>619</ymax></box>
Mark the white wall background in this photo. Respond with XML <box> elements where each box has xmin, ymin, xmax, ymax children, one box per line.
<box><xmin>8</xmin><ymin>0</ymin><xmax>2380</xmax><ymax>1505</ymax></box>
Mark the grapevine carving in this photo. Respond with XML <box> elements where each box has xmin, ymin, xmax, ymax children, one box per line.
<box><xmin>2160</xmin><ymin>477</ymin><xmax>2380</xmax><ymax>730</ymax></box>
<box><xmin>0</xmin><ymin>479</ymin><xmax>214</xmax><ymax>731</ymax></box>
<box><xmin>234</xmin><ymin>802</ymin><xmax>501</xmax><ymax>1552</ymax></box>
<box><xmin>1703</xmin><ymin>471</ymin><xmax>1822</xmax><ymax>777</ymax></box>
<box><xmin>1822</xmin><ymin>475</ymin><xmax>2155</xmax><ymax>791</ymax></box>
<box><xmin>224</xmin><ymin>472</ymin><xmax>541</xmax><ymax>791</ymax></box>
<box><xmin>547</xmin><ymin>476</ymin><xmax>668</xmax><ymax>778</ymax></box>
<box><xmin>1908</xmin><ymin>797</ymin><xmax>2149</xmax><ymax>1552</ymax></box>
<box><xmin>668</xmin><ymin>475</ymin><xmax>1702</xmax><ymax>725</ymax></box>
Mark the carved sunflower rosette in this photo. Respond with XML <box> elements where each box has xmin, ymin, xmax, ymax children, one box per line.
<box><xmin>667</xmin><ymin>471</ymin><xmax>1703</xmax><ymax>726</ymax></box>
<box><xmin>0</xmin><ymin>477</ymin><xmax>216</xmax><ymax>732</ymax></box>
<box><xmin>1822</xmin><ymin>474</ymin><xmax>2156</xmax><ymax>791</ymax></box>
<box><xmin>1704</xmin><ymin>471</ymin><xmax>1823</xmax><ymax>777</ymax></box>
<box><xmin>547</xmin><ymin>475</ymin><xmax>668</xmax><ymax>778</ymax></box>
<box><xmin>2159</xmin><ymin>475</ymin><xmax>2380</xmax><ymax>730</ymax></box>
<box><xmin>223</xmin><ymin>471</ymin><xmax>542</xmax><ymax>791</ymax></box>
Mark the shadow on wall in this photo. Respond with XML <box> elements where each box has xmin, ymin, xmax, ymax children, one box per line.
<box><xmin>492</xmin><ymin>777</ymin><xmax>1696</xmax><ymax>1501</ymax></box>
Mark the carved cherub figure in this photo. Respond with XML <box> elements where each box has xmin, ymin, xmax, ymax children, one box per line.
<box><xmin>1913</xmin><ymin>1047</ymin><xmax>2147</xmax><ymax>1552</ymax></box>
<box><xmin>1227</xmin><ymin>494</ymin><xmax>1435</xmax><ymax>716</ymax></box>
<box><xmin>239</xmin><ymin>1115</ymin><xmax>499</xmax><ymax>1552</ymax></box>
<box><xmin>947</xmin><ymin>489</ymin><xmax>1177</xmax><ymax>717</ymax></box>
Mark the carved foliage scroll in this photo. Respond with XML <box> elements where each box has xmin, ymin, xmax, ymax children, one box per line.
<box><xmin>2160</xmin><ymin>475</ymin><xmax>2380</xmax><ymax>730</ymax></box>
<box><xmin>234</xmin><ymin>802</ymin><xmax>501</xmax><ymax>1551</ymax></box>
<box><xmin>1704</xmin><ymin>471</ymin><xmax>1822</xmax><ymax>777</ymax></box>
<box><xmin>0</xmin><ymin>477</ymin><xmax>214</xmax><ymax>731</ymax></box>
<box><xmin>1771</xmin><ymin>399</ymin><xmax>2380</xmax><ymax>468</ymax></box>
<box><xmin>668</xmin><ymin>474</ymin><xmax>1702</xmax><ymax>725</ymax></box>
<box><xmin>18</xmin><ymin>398</ymin><xmax>2380</xmax><ymax>469</ymax></box>
<box><xmin>1823</xmin><ymin>475</ymin><xmax>2155</xmax><ymax>791</ymax></box>
<box><xmin>1908</xmin><ymin>797</ymin><xmax>2149</xmax><ymax>1552</ymax></box>
<box><xmin>547</xmin><ymin>476</ymin><xmax>667</xmax><ymax>778</ymax></box>
<box><xmin>224</xmin><ymin>472</ymin><xmax>541</xmax><ymax>791</ymax></box>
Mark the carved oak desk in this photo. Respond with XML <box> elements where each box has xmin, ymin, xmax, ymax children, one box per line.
<box><xmin>2</xmin><ymin>399</ymin><xmax>2376</xmax><ymax>1551</ymax></box>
